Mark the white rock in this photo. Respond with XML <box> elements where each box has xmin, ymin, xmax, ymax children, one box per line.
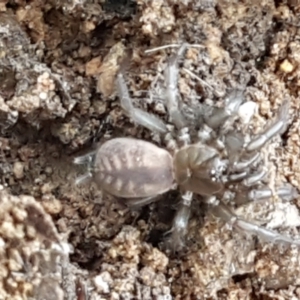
<box><xmin>268</xmin><ymin>202</ymin><xmax>300</xmax><ymax>229</ymax></box>
<box><xmin>238</xmin><ymin>101</ymin><xmax>258</xmax><ymax>124</ymax></box>
<box><xmin>93</xmin><ymin>272</ymin><xmax>111</xmax><ymax>294</ymax></box>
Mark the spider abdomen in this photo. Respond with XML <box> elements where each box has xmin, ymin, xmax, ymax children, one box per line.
<box><xmin>93</xmin><ymin>137</ymin><xmax>174</xmax><ymax>198</ymax></box>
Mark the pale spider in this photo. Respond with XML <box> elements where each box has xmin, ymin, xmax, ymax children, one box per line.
<box><xmin>75</xmin><ymin>44</ymin><xmax>300</xmax><ymax>250</ymax></box>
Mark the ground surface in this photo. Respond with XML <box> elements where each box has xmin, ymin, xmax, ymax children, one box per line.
<box><xmin>1</xmin><ymin>0</ymin><xmax>300</xmax><ymax>299</ymax></box>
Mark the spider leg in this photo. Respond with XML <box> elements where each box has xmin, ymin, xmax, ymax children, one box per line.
<box><xmin>225</xmin><ymin>169</ymin><xmax>273</xmax><ymax>189</ymax></box>
<box><xmin>74</xmin><ymin>151</ymin><xmax>96</xmax><ymax>185</ymax></box>
<box><xmin>74</xmin><ymin>172</ymin><xmax>92</xmax><ymax>185</ymax></box>
<box><xmin>116</xmin><ymin>73</ymin><xmax>168</xmax><ymax>133</ymax></box>
<box><xmin>277</xmin><ymin>184</ymin><xmax>299</xmax><ymax>201</ymax></box>
<box><xmin>235</xmin><ymin>184</ymin><xmax>299</xmax><ymax>205</ymax></box>
<box><xmin>242</xmin><ymin>169</ymin><xmax>267</xmax><ymax>186</ymax></box>
<box><xmin>203</xmin><ymin>89</ymin><xmax>244</xmax><ymax>129</ymax></box>
<box><xmin>123</xmin><ymin>195</ymin><xmax>161</xmax><ymax>207</ymax></box>
<box><xmin>211</xmin><ymin>199</ymin><xmax>300</xmax><ymax>246</ymax></box>
<box><xmin>246</xmin><ymin>100</ymin><xmax>290</xmax><ymax>152</ymax></box>
<box><xmin>234</xmin><ymin>187</ymin><xmax>273</xmax><ymax>205</ymax></box>
<box><xmin>232</xmin><ymin>152</ymin><xmax>260</xmax><ymax>172</ymax></box>
<box><xmin>224</xmin><ymin>171</ymin><xmax>248</xmax><ymax>183</ymax></box>
<box><xmin>164</xmin><ymin>44</ymin><xmax>188</xmax><ymax>129</ymax></box>
<box><xmin>73</xmin><ymin>151</ymin><xmax>96</xmax><ymax>165</ymax></box>
<box><xmin>197</xmin><ymin>124</ymin><xmax>215</xmax><ymax>144</ymax></box>
<box><xmin>166</xmin><ymin>191</ymin><xmax>193</xmax><ymax>251</ymax></box>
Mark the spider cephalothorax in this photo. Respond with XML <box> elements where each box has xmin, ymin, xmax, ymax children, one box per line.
<box><xmin>75</xmin><ymin>44</ymin><xmax>300</xmax><ymax>251</ymax></box>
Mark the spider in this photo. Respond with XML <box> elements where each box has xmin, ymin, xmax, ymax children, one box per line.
<box><xmin>75</xmin><ymin>44</ymin><xmax>300</xmax><ymax>251</ymax></box>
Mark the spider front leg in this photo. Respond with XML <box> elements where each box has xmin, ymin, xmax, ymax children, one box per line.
<box><xmin>246</xmin><ymin>100</ymin><xmax>290</xmax><ymax>152</ymax></box>
<box><xmin>164</xmin><ymin>44</ymin><xmax>188</xmax><ymax>130</ymax></box>
<box><xmin>211</xmin><ymin>198</ymin><xmax>300</xmax><ymax>246</ymax></box>
<box><xmin>116</xmin><ymin>73</ymin><xmax>168</xmax><ymax>133</ymax></box>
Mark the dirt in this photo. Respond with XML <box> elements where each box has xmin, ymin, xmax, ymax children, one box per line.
<box><xmin>1</xmin><ymin>0</ymin><xmax>300</xmax><ymax>299</ymax></box>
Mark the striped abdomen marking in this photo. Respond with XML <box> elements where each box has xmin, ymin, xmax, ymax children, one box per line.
<box><xmin>93</xmin><ymin>138</ymin><xmax>174</xmax><ymax>198</ymax></box>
